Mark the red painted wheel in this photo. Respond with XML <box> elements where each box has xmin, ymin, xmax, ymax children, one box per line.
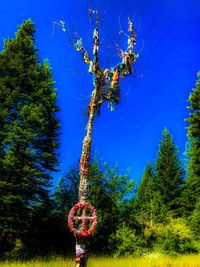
<box><xmin>68</xmin><ymin>202</ymin><xmax>97</xmax><ymax>238</ymax></box>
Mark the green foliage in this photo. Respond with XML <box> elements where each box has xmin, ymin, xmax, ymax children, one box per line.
<box><xmin>136</xmin><ymin>161</ymin><xmax>154</xmax><ymax>225</ymax></box>
<box><xmin>123</xmin><ymin>196</ymin><xmax>139</xmax><ymax>230</ymax></box>
<box><xmin>184</xmin><ymin>72</ymin><xmax>200</xmax><ymax>217</ymax></box>
<box><xmin>0</xmin><ymin>20</ymin><xmax>199</xmax><ymax>259</ymax></box>
<box><xmin>136</xmin><ymin>162</ymin><xmax>166</xmax><ymax>225</ymax></box>
<box><xmin>22</xmin><ymin>199</ymin><xmax>74</xmax><ymax>257</ymax></box>
<box><xmin>109</xmin><ymin>223</ymin><xmax>146</xmax><ymax>257</ymax></box>
<box><xmin>143</xmin><ymin>218</ymin><xmax>197</xmax><ymax>255</ymax></box>
<box><xmin>53</xmin><ymin>166</ymin><xmax>79</xmax><ymax>216</ymax></box>
<box><xmin>51</xmin><ymin>125</ymin><xmax>197</xmax><ymax>258</ymax></box>
<box><xmin>109</xmin><ymin>218</ymin><xmax>198</xmax><ymax>257</ymax></box>
<box><xmin>136</xmin><ymin>129</ymin><xmax>185</xmax><ymax>226</ymax></box>
<box><xmin>154</xmin><ymin>128</ymin><xmax>185</xmax><ymax>219</ymax></box>
<box><xmin>53</xmin><ymin>156</ymin><xmax>135</xmax><ymax>254</ymax></box>
<box><xmin>88</xmin><ymin>158</ymin><xmax>135</xmax><ymax>253</ymax></box>
<box><xmin>0</xmin><ymin>20</ymin><xmax>61</xmax><ymax>258</ymax></box>
<box><xmin>189</xmin><ymin>201</ymin><xmax>200</xmax><ymax>239</ymax></box>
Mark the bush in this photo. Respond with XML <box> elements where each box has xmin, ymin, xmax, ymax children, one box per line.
<box><xmin>110</xmin><ymin>218</ymin><xmax>199</xmax><ymax>257</ymax></box>
<box><xmin>109</xmin><ymin>223</ymin><xmax>146</xmax><ymax>257</ymax></box>
<box><xmin>143</xmin><ymin>218</ymin><xmax>198</xmax><ymax>255</ymax></box>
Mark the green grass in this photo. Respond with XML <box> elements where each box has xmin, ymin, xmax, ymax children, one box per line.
<box><xmin>1</xmin><ymin>254</ymin><xmax>200</xmax><ymax>267</ymax></box>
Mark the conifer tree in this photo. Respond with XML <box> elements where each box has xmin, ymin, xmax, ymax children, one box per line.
<box><xmin>53</xmin><ymin>167</ymin><xmax>79</xmax><ymax>216</ymax></box>
<box><xmin>0</xmin><ymin>20</ymin><xmax>60</xmax><ymax>254</ymax></box>
<box><xmin>136</xmin><ymin>161</ymin><xmax>166</xmax><ymax>224</ymax></box>
<box><xmin>184</xmin><ymin>72</ymin><xmax>200</xmax><ymax>217</ymax></box>
<box><xmin>137</xmin><ymin>161</ymin><xmax>154</xmax><ymax>225</ymax></box>
<box><xmin>154</xmin><ymin>128</ymin><xmax>185</xmax><ymax>218</ymax></box>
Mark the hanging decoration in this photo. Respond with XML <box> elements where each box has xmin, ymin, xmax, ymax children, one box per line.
<box><xmin>54</xmin><ymin>11</ymin><xmax>141</xmax><ymax>267</ymax></box>
<box><xmin>53</xmin><ymin>15</ymin><xmax>139</xmax><ymax>114</ymax></box>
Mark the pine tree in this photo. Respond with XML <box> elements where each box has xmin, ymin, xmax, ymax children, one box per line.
<box><xmin>154</xmin><ymin>128</ymin><xmax>185</xmax><ymax>219</ymax></box>
<box><xmin>136</xmin><ymin>161</ymin><xmax>154</xmax><ymax>225</ymax></box>
<box><xmin>0</xmin><ymin>20</ymin><xmax>61</xmax><ymax>255</ymax></box>
<box><xmin>184</xmin><ymin>72</ymin><xmax>200</xmax><ymax>217</ymax></box>
<box><xmin>189</xmin><ymin>200</ymin><xmax>200</xmax><ymax>239</ymax></box>
<box><xmin>53</xmin><ymin>166</ymin><xmax>79</xmax><ymax>216</ymax></box>
<box><xmin>136</xmin><ymin>161</ymin><xmax>166</xmax><ymax>225</ymax></box>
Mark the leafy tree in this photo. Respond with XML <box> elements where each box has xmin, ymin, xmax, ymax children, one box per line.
<box><xmin>154</xmin><ymin>128</ymin><xmax>185</xmax><ymax>219</ymax></box>
<box><xmin>53</xmin><ymin>156</ymin><xmax>135</xmax><ymax>254</ymax></box>
<box><xmin>0</xmin><ymin>20</ymin><xmax>61</xmax><ymax>256</ymax></box>
<box><xmin>87</xmin><ymin>158</ymin><xmax>135</xmax><ymax>253</ymax></box>
<box><xmin>183</xmin><ymin>72</ymin><xmax>200</xmax><ymax>217</ymax></box>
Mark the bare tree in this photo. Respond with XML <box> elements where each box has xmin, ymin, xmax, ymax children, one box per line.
<box><xmin>54</xmin><ymin>10</ymin><xmax>140</xmax><ymax>267</ymax></box>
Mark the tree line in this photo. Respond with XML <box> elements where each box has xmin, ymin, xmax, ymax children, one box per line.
<box><xmin>0</xmin><ymin>20</ymin><xmax>200</xmax><ymax>259</ymax></box>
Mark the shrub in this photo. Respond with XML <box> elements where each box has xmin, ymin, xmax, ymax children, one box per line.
<box><xmin>143</xmin><ymin>218</ymin><xmax>198</xmax><ymax>255</ymax></box>
<box><xmin>109</xmin><ymin>224</ymin><xmax>146</xmax><ymax>257</ymax></box>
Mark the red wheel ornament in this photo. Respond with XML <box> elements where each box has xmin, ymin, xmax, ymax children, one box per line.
<box><xmin>68</xmin><ymin>202</ymin><xmax>97</xmax><ymax>238</ymax></box>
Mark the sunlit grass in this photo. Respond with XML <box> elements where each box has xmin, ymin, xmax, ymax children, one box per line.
<box><xmin>0</xmin><ymin>257</ymin><xmax>74</xmax><ymax>267</ymax></box>
<box><xmin>1</xmin><ymin>254</ymin><xmax>200</xmax><ymax>267</ymax></box>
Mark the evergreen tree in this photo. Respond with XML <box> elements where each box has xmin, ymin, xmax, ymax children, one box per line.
<box><xmin>154</xmin><ymin>128</ymin><xmax>185</xmax><ymax>219</ymax></box>
<box><xmin>124</xmin><ymin>196</ymin><xmax>140</xmax><ymax>231</ymax></box>
<box><xmin>53</xmin><ymin>167</ymin><xmax>79</xmax><ymax>217</ymax></box>
<box><xmin>136</xmin><ymin>161</ymin><xmax>154</xmax><ymax>225</ymax></box>
<box><xmin>184</xmin><ymin>72</ymin><xmax>200</xmax><ymax>217</ymax></box>
<box><xmin>189</xmin><ymin>200</ymin><xmax>200</xmax><ymax>239</ymax></box>
<box><xmin>0</xmin><ymin>20</ymin><xmax>61</xmax><ymax>255</ymax></box>
<box><xmin>136</xmin><ymin>161</ymin><xmax>166</xmax><ymax>225</ymax></box>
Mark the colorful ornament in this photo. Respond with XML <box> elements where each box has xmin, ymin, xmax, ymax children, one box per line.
<box><xmin>54</xmin><ymin>13</ymin><xmax>140</xmax><ymax>267</ymax></box>
<box><xmin>68</xmin><ymin>202</ymin><xmax>97</xmax><ymax>239</ymax></box>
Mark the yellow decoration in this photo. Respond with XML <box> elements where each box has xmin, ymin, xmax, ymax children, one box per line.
<box><xmin>88</xmin><ymin>61</ymin><xmax>93</xmax><ymax>73</ymax></box>
<box><xmin>91</xmin><ymin>88</ymin><xmax>96</xmax><ymax>96</ymax></box>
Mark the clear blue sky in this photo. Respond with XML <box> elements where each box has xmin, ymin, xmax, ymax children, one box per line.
<box><xmin>1</xmin><ymin>0</ymin><xmax>200</xmax><ymax>187</ymax></box>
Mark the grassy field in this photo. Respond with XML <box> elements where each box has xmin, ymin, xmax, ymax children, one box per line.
<box><xmin>1</xmin><ymin>254</ymin><xmax>200</xmax><ymax>267</ymax></box>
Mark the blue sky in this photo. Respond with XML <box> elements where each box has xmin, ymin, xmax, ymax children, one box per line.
<box><xmin>1</xmin><ymin>0</ymin><xmax>200</xmax><ymax>187</ymax></box>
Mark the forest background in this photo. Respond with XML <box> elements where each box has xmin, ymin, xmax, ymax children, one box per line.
<box><xmin>0</xmin><ymin>0</ymin><xmax>200</xmax><ymax>260</ymax></box>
